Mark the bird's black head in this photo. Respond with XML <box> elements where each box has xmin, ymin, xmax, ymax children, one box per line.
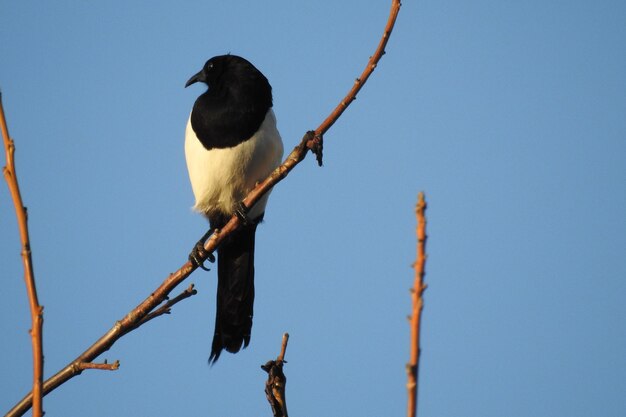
<box><xmin>185</xmin><ymin>56</ymin><xmax>222</xmax><ymax>88</ymax></box>
<box><xmin>185</xmin><ymin>54</ymin><xmax>274</xmax><ymax>149</ymax></box>
<box><xmin>185</xmin><ymin>55</ymin><xmax>271</xmax><ymax>98</ymax></box>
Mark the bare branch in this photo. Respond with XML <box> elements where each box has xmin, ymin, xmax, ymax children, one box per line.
<box><xmin>1</xmin><ymin>93</ymin><xmax>45</xmax><ymax>417</ymax></box>
<box><xmin>131</xmin><ymin>284</ymin><xmax>198</xmax><ymax>330</ymax></box>
<box><xmin>277</xmin><ymin>332</ymin><xmax>289</xmax><ymax>363</ymax></box>
<box><xmin>262</xmin><ymin>333</ymin><xmax>290</xmax><ymax>417</ymax></box>
<box><xmin>197</xmin><ymin>0</ymin><xmax>403</xmax><ymax>267</ymax></box>
<box><xmin>5</xmin><ymin>1</ymin><xmax>402</xmax><ymax>415</ymax></box>
<box><xmin>407</xmin><ymin>192</ymin><xmax>428</xmax><ymax>417</ymax></box>
<box><xmin>316</xmin><ymin>0</ymin><xmax>402</xmax><ymax>136</ymax></box>
<box><xmin>6</xmin><ymin>269</ymin><xmax>197</xmax><ymax>417</ymax></box>
<box><xmin>77</xmin><ymin>360</ymin><xmax>120</xmax><ymax>372</ymax></box>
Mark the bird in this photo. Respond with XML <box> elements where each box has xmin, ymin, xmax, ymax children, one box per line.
<box><xmin>184</xmin><ymin>54</ymin><xmax>284</xmax><ymax>364</ymax></box>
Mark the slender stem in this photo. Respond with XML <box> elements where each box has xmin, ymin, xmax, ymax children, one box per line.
<box><xmin>277</xmin><ymin>333</ymin><xmax>289</xmax><ymax>363</ymax></box>
<box><xmin>1</xmin><ymin>93</ymin><xmax>45</xmax><ymax>417</ymax></box>
<box><xmin>407</xmin><ymin>192</ymin><xmax>427</xmax><ymax>417</ymax></box>
<box><xmin>5</xmin><ymin>1</ymin><xmax>403</xmax><ymax>415</ymax></box>
<box><xmin>262</xmin><ymin>333</ymin><xmax>290</xmax><ymax>417</ymax></box>
<box><xmin>208</xmin><ymin>0</ymin><xmax>403</xmax><ymax>261</ymax></box>
<box><xmin>77</xmin><ymin>361</ymin><xmax>120</xmax><ymax>371</ymax></box>
<box><xmin>316</xmin><ymin>0</ymin><xmax>402</xmax><ymax>136</ymax></box>
<box><xmin>131</xmin><ymin>284</ymin><xmax>197</xmax><ymax>330</ymax></box>
<box><xmin>6</xmin><ymin>266</ymin><xmax>198</xmax><ymax>417</ymax></box>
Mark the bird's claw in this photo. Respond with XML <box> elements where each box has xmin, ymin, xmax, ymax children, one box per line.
<box><xmin>189</xmin><ymin>233</ymin><xmax>216</xmax><ymax>271</ymax></box>
<box><xmin>305</xmin><ymin>130</ymin><xmax>323</xmax><ymax>167</ymax></box>
<box><xmin>235</xmin><ymin>202</ymin><xmax>251</xmax><ymax>225</ymax></box>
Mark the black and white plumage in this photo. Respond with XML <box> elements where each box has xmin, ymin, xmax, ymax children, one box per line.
<box><xmin>184</xmin><ymin>55</ymin><xmax>283</xmax><ymax>364</ymax></box>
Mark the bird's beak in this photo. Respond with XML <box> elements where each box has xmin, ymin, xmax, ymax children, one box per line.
<box><xmin>185</xmin><ymin>70</ymin><xmax>204</xmax><ymax>88</ymax></box>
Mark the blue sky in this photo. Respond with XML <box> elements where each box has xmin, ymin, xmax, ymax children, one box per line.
<box><xmin>1</xmin><ymin>1</ymin><xmax>625</xmax><ymax>416</ymax></box>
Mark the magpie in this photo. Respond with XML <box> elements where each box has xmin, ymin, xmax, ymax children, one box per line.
<box><xmin>184</xmin><ymin>55</ymin><xmax>284</xmax><ymax>363</ymax></box>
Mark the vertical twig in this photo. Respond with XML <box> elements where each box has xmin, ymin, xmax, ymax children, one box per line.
<box><xmin>277</xmin><ymin>332</ymin><xmax>289</xmax><ymax>363</ymax></box>
<box><xmin>261</xmin><ymin>333</ymin><xmax>290</xmax><ymax>417</ymax></box>
<box><xmin>407</xmin><ymin>192</ymin><xmax>427</xmax><ymax>417</ymax></box>
<box><xmin>1</xmin><ymin>92</ymin><xmax>44</xmax><ymax>417</ymax></box>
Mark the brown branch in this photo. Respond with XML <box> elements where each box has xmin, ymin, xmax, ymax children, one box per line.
<box><xmin>261</xmin><ymin>333</ymin><xmax>290</xmax><ymax>417</ymax></box>
<box><xmin>277</xmin><ymin>332</ymin><xmax>289</xmax><ymax>362</ymax></box>
<box><xmin>407</xmin><ymin>192</ymin><xmax>428</xmax><ymax>417</ymax></box>
<box><xmin>130</xmin><ymin>284</ymin><xmax>197</xmax><ymax>330</ymax></box>
<box><xmin>200</xmin><ymin>0</ymin><xmax>402</xmax><ymax>265</ymax></box>
<box><xmin>6</xmin><ymin>267</ymin><xmax>198</xmax><ymax>417</ymax></box>
<box><xmin>1</xmin><ymin>93</ymin><xmax>45</xmax><ymax>417</ymax></box>
<box><xmin>77</xmin><ymin>360</ymin><xmax>120</xmax><ymax>371</ymax></box>
<box><xmin>5</xmin><ymin>1</ymin><xmax>402</xmax><ymax>415</ymax></box>
<box><xmin>316</xmin><ymin>0</ymin><xmax>402</xmax><ymax>136</ymax></box>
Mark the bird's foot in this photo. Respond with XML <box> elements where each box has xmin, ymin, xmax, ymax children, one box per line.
<box><xmin>235</xmin><ymin>202</ymin><xmax>251</xmax><ymax>226</ymax></box>
<box><xmin>189</xmin><ymin>228</ymin><xmax>216</xmax><ymax>271</ymax></box>
<box><xmin>305</xmin><ymin>130</ymin><xmax>324</xmax><ymax>167</ymax></box>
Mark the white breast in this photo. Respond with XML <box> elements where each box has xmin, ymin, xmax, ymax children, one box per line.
<box><xmin>184</xmin><ymin>109</ymin><xmax>284</xmax><ymax>220</ymax></box>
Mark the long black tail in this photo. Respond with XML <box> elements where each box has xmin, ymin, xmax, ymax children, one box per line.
<box><xmin>209</xmin><ymin>222</ymin><xmax>257</xmax><ymax>364</ymax></box>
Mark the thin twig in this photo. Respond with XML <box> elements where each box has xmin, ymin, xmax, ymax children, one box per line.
<box><xmin>316</xmin><ymin>0</ymin><xmax>402</xmax><ymax>136</ymax></box>
<box><xmin>407</xmin><ymin>192</ymin><xmax>427</xmax><ymax>417</ymax></box>
<box><xmin>277</xmin><ymin>332</ymin><xmax>289</xmax><ymax>362</ymax></box>
<box><xmin>1</xmin><ymin>93</ymin><xmax>45</xmax><ymax>417</ymax></box>
<box><xmin>77</xmin><ymin>360</ymin><xmax>120</xmax><ymax>371</ymax></box>
<box><xmin>199</xmin><ymin>0</ymin><xmax>402</xmax><ymax>267</ymax></box>
<box><xmin>5</xmin><ymin>1</ymin><xmax>402</xmax><ymax>415</ymax></box>
<box><xmin>261</xmin><ymin>333</ymin><xmax>290</xmax><ymax>417</ymax></box>
<box><xmin>6</xmin><ymin>270</ymin><xmax>197</xmax><ymax>417</ymax></box>
<box><xmin>131</xmin><ymin>284</ymin><xmax>197</xmax><ymax>330</ymax></box>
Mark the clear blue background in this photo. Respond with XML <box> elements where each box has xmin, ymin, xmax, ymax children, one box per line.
<box><xmin>1</xmin><ymin>1</ymin><xmax>625</xmax><ymax>416</ymax></box>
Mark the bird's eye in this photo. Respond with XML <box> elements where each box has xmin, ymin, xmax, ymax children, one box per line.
<box><xmin>207</xmin><ymin>62</ymin><xmax>214</xmax><ymax>71</ymax></box>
